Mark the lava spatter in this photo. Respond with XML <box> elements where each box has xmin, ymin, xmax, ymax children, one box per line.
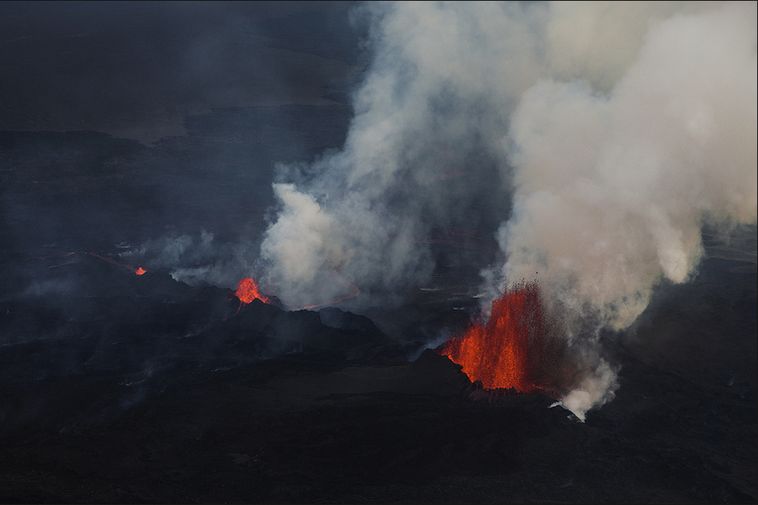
<box><xmin>440</xmin><ymin>281</ymin><xmax>546</xmax><ymax>392</ymax></box>
<box><xmin>235</xmin><ymin>277</ymin><xmax>270</xmax><ymax>304</ymax></box>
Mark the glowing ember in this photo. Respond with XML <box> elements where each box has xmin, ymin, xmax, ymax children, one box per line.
<box><xmin>235</xmin><ymin>277</ymin><xmax>270</xmax><ymax>304</ymax></box>
<box><xmin>134</xmin><ymin>266</ymin><xmax>147</xmax><ymax>276</ymax></box>
<box><xmin>440</xmin><ymin>281</ymin><xmax>545</xmax><ymax>392</ymax></box>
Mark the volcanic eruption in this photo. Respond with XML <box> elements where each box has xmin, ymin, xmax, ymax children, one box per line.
<box><xmin>440</xmin><ymin>281</ymin><xmax>553</xmax><ymax>393</ymax></box>
<box><xmin>1</xmin><ymin>3</ymin><xmax>756</xmax><ymax>503</ymax></box>
<box><xmin>235</xmin><ymin>277</ymin><xmax>270</xmax><ymax>304</ymax></box>
<box><xmin>257</xmin><ymin>1</ymin><xmax>756</xmax><ymax>419</ymax></box>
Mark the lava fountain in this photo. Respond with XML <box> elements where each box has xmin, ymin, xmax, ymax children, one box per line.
<box><xmin>439</xmin><ymin>281</ymin><xmax>548</xmax><ymax>393</ymax></box>
<box><xmin>235</xmin><ymin>277</ymin><xmax>270</xmax><ymax>304</ymax></box>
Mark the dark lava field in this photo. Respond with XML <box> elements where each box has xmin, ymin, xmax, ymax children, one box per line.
<box><xmin>0</xmin><ymin>209</ymin><xmax>755</xmax><ymax>502</ymax></box>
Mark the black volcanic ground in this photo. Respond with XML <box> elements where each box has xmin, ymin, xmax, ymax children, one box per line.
<box><xmin>0</xmin><ymin>238</ymin><xmax>755</xmax><ymax>503</ymax></box>
<box><xmin>0</xmin><ymin>4</ymin><xmax>756</xmax><ymax>503</ymax></box>
<box><xmin>0</xmin><ymin>121</ymin><xmax>755</xmax><ymax>502</ymax></box>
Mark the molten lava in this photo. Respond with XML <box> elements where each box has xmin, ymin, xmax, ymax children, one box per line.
<box><xmin>235</xmin><ymin>277</ymin><xmax>270</xmax><ymax>304</ymax></box>
<box><xmin>440</xmin><ymin>281</ymin><xmax>545</xmax><ymax>392</ymax></box>
<box><xmin>134</xmin><ymin>266</ymin><xmax>147</xmax><ymax>276</ymax></box>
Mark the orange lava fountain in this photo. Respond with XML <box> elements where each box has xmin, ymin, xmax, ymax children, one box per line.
<box><xmin>439</xmin><ymin>281</ymin><xmax>545</xmax><ymax>392</ymax></box>
<box><xmin>134</xmin><ymin>266</ymin><xmax>147</xmax><ymax>276</ymax></box>
<box><xmin>235</xmin><ymin>277</ymin><xmax>270</xmax><ymax>304</ymax></box>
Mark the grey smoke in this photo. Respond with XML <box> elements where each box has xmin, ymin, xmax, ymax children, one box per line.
<box><xmin>259</xmin><ymin>2</ymin><xmax>756</xmax><ymax>419</ymax></box>
<box><xmin>123</xmin><ymin>231</ymin><xmax>254</xmax><ymax>288</ymax></box>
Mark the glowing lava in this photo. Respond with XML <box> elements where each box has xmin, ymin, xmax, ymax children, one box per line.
<box><xmin>134</xmin><ymin>266</ymin><xmax>147</xmax><ymax>276</ymax></box>
<box><xmin>235</xmin><ymin>277</ymin><xmax>270</xmax><ymax>304</ymax></box>
<box><xmin>440</xmin><ymin>281</ymin><xmax>545</xmax><ymax>392</ymax></box>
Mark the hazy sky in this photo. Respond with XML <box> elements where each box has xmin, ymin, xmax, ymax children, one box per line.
<box><xmin>0</xmin><ymin>1</ymin><xmax>362</xmax><ymax>141</ymax></box>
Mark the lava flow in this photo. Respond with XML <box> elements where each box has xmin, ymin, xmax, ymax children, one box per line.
<box><xmin>439</xmin><ymin>281</ymin><xmax>546</xmax><ymax>392</ymax></box>
<box><xmin>134</xmin><ymin>266</ymin><xmax>147</xmax><ymax>276</ymax></box>
<box><xmin>235</xmin><ymin>277</ymin><xmax>270</xmax><ymax>304</ymax></box>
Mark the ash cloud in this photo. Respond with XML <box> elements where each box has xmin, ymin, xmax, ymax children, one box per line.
<box><xmin>260</xmin><ymin>2</ymin><xmax>757</xmax><ymax>419</ymax></box>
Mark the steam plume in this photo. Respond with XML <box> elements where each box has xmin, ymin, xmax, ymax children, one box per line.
<box><xmin>259</xmin><ymin>2</ymin><xmax>757</xmax><ymax>418</ymax></box>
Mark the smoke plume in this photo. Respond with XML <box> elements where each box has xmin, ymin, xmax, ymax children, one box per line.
<box><xmin>124</xmin><ymin>231</ymin><xmax>255</xmax><ymax>288</ymax></box>
<box><xmin>259</xmin><ymin>2</ymin><xmax>757</xmax><ymax>418</ymax></box>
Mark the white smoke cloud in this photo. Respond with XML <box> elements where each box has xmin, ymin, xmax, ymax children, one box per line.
<box><xmin>259</xmin><ymin>2</ymin><xmax>757</xmax><ymax>419</ymax></box>
<box><xmin>558</xmin><ymin>359</ymin><xmax>618</xmax><ymax>422</ymax></box>
<box><xmin>504</xmin><ymin>3</ymin><xmax>757</xmax><ymax>327</ymax></box>
<box><xmin>499</xmin><ymin>2</ymin><xmax>756</xmax><ymax>417</ymax></box>
<box><xmin>124</xmin><ymin>230</ymin><xmax>254</xmax><ymax>288</ymax></box>
<box><xmin>544</xmin><ymin>1</ymin><xmax>719</xmax><ymax>89</ymax></box>
<box><xmin>259</xmin><ymin>2</ymin><xmax>547</xmax><ymax>308</ymax></box>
